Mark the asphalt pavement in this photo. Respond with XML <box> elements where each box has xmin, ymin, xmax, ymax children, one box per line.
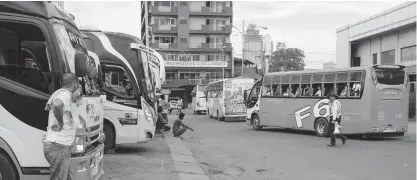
<box><xmin>100</xmin><ymin>110</ymin><xmax>416</xmax><ymax>180</ymax></box>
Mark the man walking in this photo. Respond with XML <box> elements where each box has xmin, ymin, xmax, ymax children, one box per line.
<box><xmin>327</xmin><ymin>93</ymin><xmax>347</xmax><ymax>146</ymax></box>
<box><xmin>43</xmin><ymin>73</ymin><xmax>80</xmax><ymax>180</ymax></box>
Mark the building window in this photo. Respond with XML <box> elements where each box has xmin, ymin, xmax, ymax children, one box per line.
<box><xmin>206</xmin><ymin>54</ymin><xmax>214</xmax><ymax>61</ymax></box>
<box><xmin>351</xmin><ymin>57</ymin><xmax>360</xmax><ymax>67</ymax></box>
<box><xmin>179</xmin><ymin>1</ymin><xmax>187</xmax><ymax>6</ymax></box>
<box><xmin>180</xmin><ymin>37</ymin><xmax>188</xmax><ymax>43</ymax></box>
<box><xmin>155</xmin><ymin>17</ymin><xmax>176</xmax><ymax>26</ymax></box>
<box><xmin>401</xmin><ymin>46</ymin><xmax>416</xmax><ymax>62</ymax></box>
<box><xmin>154</xmin><ymin>36</ymin><xmax>175</xmax><ymax>43</ymax></box>
<box><xmin>372</xmin><ymin>53</ymin><xmax>377</xmax><ymax>65</ymax></box>
<box><xmin>192</xmin><ymin>54</ymin><xmax>200</xmax><ymax>61</ymax></box>
<box><xmin>381</xmin><ymin>49</ymin><xmax>395</xmax><ymax>65</ymax></box>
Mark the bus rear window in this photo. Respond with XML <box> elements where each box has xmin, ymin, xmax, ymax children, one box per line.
<box><xmin>375</xmin><ymin>70</ymin><xmax>405</xmax><ymax>85</ymax></box>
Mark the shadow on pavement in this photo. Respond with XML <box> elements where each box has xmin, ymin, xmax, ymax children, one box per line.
<box><xmin>259</xmin><ymin>127</ymin><xmax>406</xmax><ymax>142</ymax></box>
<box><xmin>106</xmin><ymin>134</ymin><xmax>170</xmax><ymax>155</ymax></box>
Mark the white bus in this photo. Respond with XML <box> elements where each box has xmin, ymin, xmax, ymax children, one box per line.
<box><xmin>206</xmin><ymin>77</ymin><xmax>254</xmax><ymax>121</ymax></box>
<box><xmin>192</xmin><ymin>85</ymin><xmax>207</xmax><ymax>115</ymax></box>
<box><xmin>244</xmin><ymin>65</ymin><xmax>409</xmax><ymax>138</ymax></box>
<box><xmin>0</xmin><ymin>2</ymin><xmax>105</xmax><ymax>180</ymax></box>
<box><xmin>82</xmin><ymin>28</ymin><xmax>160</xmax><ymax>152</ymax></box>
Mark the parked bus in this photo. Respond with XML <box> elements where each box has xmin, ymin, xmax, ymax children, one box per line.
<box><xmin>192</xmin><ymin>85</ymin><xmax>207</xmax><ymax>115</ymax></box>
<box><xmin>81</xmin><ymin>28</ymin><xmax>160</xmax><ymax>152</ymax></box>
<box><xmin>244</xmin><ymin>65</ymin><xmax>409</xmax><ymax>138</ymax></box>
<box><xmin>206</xmin><ymin>77</ymin><xmax>254</xmax><ymax>121</ymax></box>
<box><xmin>0</xmin><ymin>2</ymin><xmax>105</xmax><ymax>180</ymax></box>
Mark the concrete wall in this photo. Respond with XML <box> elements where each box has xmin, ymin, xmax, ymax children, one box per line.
<box><xmin>336</xmin><ymin>2</ymin><xmax>416</xmax><ymax>68</ymax></box>
<box><xmin>336</xmin><ymin>28</ymin><xmax>350</xmax><ymax>68</ymax></box>
<box><xmin>189</xmin><ymin>17</ymin><xmax>205</xmax><ymax>30</ymax></box>
<box><xmin>346</xmin><ymin>25</ymin><xmax>416</xmax><ymax>67</ymax></box>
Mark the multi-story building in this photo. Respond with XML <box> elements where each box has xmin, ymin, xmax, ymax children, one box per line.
<box><xmin>242</xmin><ymin>24</ymin><xmax>272</xmax><ymax>73</ymax></box>
<box><xmin>336</xmin><ymin>1</ymin><xmax>416</xmax><ymax>118</ymax></box>
<box><xmin>141</xmin><ymin>1</ymin><xmax>233</xmax><ymax>108</ymax></box>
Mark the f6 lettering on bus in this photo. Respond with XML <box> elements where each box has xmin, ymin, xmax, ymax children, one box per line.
<box><xmin>294</xmin><ymin>99</ymin><xmax>330</xmax><ymax>128</ymax></box>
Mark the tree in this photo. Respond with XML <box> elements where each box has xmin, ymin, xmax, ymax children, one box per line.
<box><xmin>269</xmin><ymin>43</ymin><xmax>306</xmax><ymax>72</ymax></box>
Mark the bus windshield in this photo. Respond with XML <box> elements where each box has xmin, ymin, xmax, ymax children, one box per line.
<box><xmin>375</xmin><ymin>69</ymin><xmax>405</xmax><ymax>85</ymax></box>
<box><xmin>53</xmin><ymin>23</ymin><xmax>100</xmax><ymax>95</ymax></box>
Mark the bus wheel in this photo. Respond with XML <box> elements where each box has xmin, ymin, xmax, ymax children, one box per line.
<box><xmin>315</xmin><ymin>118</ymin><xmax>328</xmax><ymax>137</ymax></box>
<box><xmin>104</xmin><ymin>123</ymin><xmax>115</xmax><ymax>153</ymax></box>
<box><xmin>0</xmin><ymin>153</ymin><xmax>18</xmax><ymax>180</ymax></box>
<box><xmin>252</xmin><ymin>115</ymin><xmax>262</xmax><ymax>131</ymax></box>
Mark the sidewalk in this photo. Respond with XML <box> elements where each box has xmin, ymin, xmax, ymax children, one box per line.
<box><xmin>164</xmin><ymin>133</ymin><xmax>210</xmax><ymax>180</ymax></box>
<box><xmin>100</xmin><ymin>134</ymin><xmax>179</xmax><ymax>180</ymax></box>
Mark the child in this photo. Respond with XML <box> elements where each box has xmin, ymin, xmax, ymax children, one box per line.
<box><xmin>172</xmin><ymin>112</ymin><xmax>194</xmax><ymax>138</ymax></box>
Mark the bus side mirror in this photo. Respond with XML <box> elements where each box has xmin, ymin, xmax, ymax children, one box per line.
<box><xmin>74</xmin><ymin>51</ymin><xmax>87</xmax><ymax>77</ymax></box>
<box><xmin>244</xmin><ymin>90</ymin><xmax>248</xmax><ymax>101</ymax></box>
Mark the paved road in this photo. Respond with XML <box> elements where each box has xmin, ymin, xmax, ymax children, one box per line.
<box><xmin>178</xmin><ymin>111</ymin><xmax>416</xmax><ymax>180</ymax></box>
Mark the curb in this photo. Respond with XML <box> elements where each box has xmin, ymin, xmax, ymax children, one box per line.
<box><xmin>165</xmin><ymin>134</ymin><xmax>210</xmax><ymax>180</ymax></box>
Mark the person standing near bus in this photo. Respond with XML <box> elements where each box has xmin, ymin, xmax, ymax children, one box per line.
<box><xmin>43</xmin><ymin>73</ymin><xmax>80</xmax><ymax>180</ymax></box>
<box><xmin>177</xmin><ymin>97</ymin><xmax>183</xmax><ymax>115</ymax></box>
<box><xmin>327</xmin><ymin>93</ymin><xmax>347</xmax><ymax>146</ymax></box>
<box><xmin>159</xmin><ymin>95</ymin><xmax>169</xmax><ymax>121</ymax></box>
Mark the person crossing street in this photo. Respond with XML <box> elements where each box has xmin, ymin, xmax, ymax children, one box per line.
<box><xmin>327</xmin><ymin>93</ymin><xmax>347</xmax><ymax>146</ymax></box>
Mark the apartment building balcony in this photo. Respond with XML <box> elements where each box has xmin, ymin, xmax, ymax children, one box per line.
<box><xmin>189</xmin><ymin>6</ymin><xmax>233</xmax><ymax>16</ymax></box>
<box><xmin>189</xmin><ymin>25</ymin><xmax>232</xmax><ymax>35</ymax></box>
<box><xmin>150</xmin><ymin>6</ymin><xmax>178</xmax><ymax>15</ymax></box>
<box><xmin>150</xmin><ymin>42</ymin><xmax>178</xmax><ymax>49</ymax></box>
<box><xmin>151</xmin><ymin>24</ymin><xmax>178</xmax><ymax>34</ymax></box>
<box><xmin>188</xmin><ymin>43</ymin><xmax>232</xmax><ymax>52</ymax></box>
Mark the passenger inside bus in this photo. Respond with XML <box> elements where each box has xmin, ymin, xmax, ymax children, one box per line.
<box><xmin>314</xmin><ymin>86</ymin><xmax>322</xmax><ymax>96</ymax></box>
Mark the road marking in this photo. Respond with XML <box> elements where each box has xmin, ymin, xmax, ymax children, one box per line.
<box><xmin>165</xmin><ymin>134</ymin><xmax>210</xmax><ymax>180</ymax></box>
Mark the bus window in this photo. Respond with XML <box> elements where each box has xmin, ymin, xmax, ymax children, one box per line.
<box><xmin>290</xmin><ymin>75</ymin><xmax>301</xmax><ymax>97</ymax></box>
<box><xmin>312</xmin><ymin>73</ymin><xmax>323</xmax><ymax>97</ymax></box>
<box><xmin>102</xmin><ymin>65</ymin><xmax>135</xmax><ymax>98</ymax></box>
<box><xmin>272</xmin><ymin>84</ymin><xmax>280</xmax><ymax>97</ymax></box>
<box><xmin>301</xmin><ymin>74</ymin><xmax>311</xmax><ymax>96</ymax></box>
<box><xmin>281</xmin><ymin>75</ymin><xmax>290</xmax><ymax>97</ymax></box>
<box><xmin>349</xmin><ymin>71</ymin><xmax>363</xmax><ymax>97</ymax></box>
<box><xmin>0</xmin><ymin>23</ymin><xmax>51</xmax><ymax>94</ymax></box>
<box><xmin>262</xmin><ymin>75</ymin><xmax>272</xmax><ymax>96</ymax></box>
<box><xmin>323</xmin><ymin>73</ymin><xmax>335</xmax><ymax>97</ymax></box>
<box><xmin>336</xmin><ymin>72</ymin><xmax>348</xmax><ymax>98</ymax></box>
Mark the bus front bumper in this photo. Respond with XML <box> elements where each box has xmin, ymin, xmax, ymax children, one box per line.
<box><xmin>71</xmin><ymin>143</ymin><xmax>104</xmax><ymax>180</ymax></box>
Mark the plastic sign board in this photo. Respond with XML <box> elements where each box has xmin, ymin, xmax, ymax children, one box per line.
<box><xmin>165</xmin><ymin>61</ymin><xmax>227</xmax><ymax>67</ymax></box>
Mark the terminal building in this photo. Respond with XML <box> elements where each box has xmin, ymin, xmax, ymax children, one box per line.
<box><xmin>336</xmin><ymin>1</ymin><xmax>416</xmax><ymax>118</ymax></box>
<box><xmin>141</xmin><ymin>1</ymin><xmax>233</xmax><ymax>108</ymax></box>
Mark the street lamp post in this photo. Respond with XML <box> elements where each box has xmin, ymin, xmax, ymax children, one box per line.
<box><xmin>221</xmin><ymin>47</ymin><xmax>224</xmax><ymax>79</ymax></box>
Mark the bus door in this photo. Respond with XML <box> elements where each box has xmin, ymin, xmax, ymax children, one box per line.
<box><xmin>101</xmin><ymin>64</ymin><xmax>140</xmax><ymax>143</ymax></box>
<box><xmin>245</xmin><ymin>80</ymin><xmax>261</xmax><ymax>119</ymax></box>
<box><xmin>372</xmin><ymin>65</ymin><xmax>408</xmax><ymax>130</ymax></box>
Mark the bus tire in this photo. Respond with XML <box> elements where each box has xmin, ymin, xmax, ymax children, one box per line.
<box><xmin>252</xmin><ymin>115</ymin><xmax>262</xmax><ymax>131</ymax></box>
<box><xmin>314</xmin><ymin>118</ymin><xmax>329</xmax><ymax>137</ymax></box>
<box><xmin>0</xmin><ymin>152</ymin><xmax>18</xmax><ymax>180</ymax></box>
<box><xmin>104</xmin><ymin>123</ymin><xmax>115</xmax><ymax>153</ymax></box>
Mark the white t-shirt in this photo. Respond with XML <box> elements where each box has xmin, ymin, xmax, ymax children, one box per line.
<box><xmin>44</xmin><ymin>89</ymin><xmax>76</xmax><ymax>146</ymax></box>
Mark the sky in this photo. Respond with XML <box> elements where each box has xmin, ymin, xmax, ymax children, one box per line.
<box><xmin>65</xmin><ymin>1</ymin><xmax>405</xmax><ymax>69</ymax></box>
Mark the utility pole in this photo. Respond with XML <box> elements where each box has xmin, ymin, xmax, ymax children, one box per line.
<box><xmin>241</xmin><ymin>20</ymin><xmax>245</xmax><ymax>77</ymax></box>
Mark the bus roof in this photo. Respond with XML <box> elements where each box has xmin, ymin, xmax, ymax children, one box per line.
<box><xmin>0</xmin><ymin>2</ymin><xmax>77</xmax><ymax>29</ymax></box>
<box><xmin>264</xmin><ymin>66</ymin><xmax>370</xmax><ymax>76</ymax></box>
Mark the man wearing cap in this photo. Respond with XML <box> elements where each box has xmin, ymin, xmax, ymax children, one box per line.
<box><xmin>43</xmin><ymin>73</ymin><xmax>80</xmax><ymax>180</ymax></box>
<box><xmin>327</xmin><ymin>93</ymin><xmax>347</xmax><ymax>146</ymax></box>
